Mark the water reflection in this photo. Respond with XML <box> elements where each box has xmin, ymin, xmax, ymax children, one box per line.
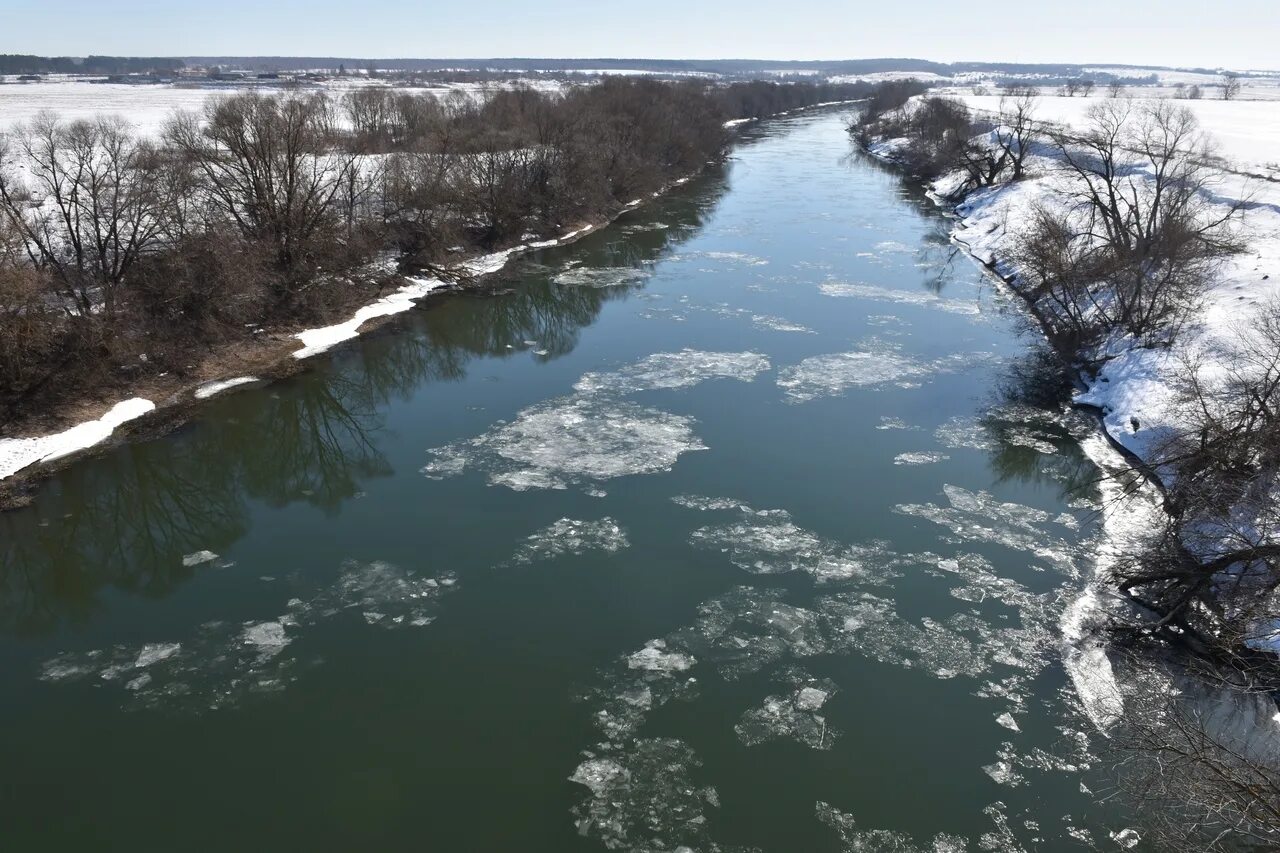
<box><xmin>981</xmin><ymin>344</ymin><xmax>1100</xmax><ymax>501</ymax></box>
<box><xmin>0</xmin><ymin>171</ymin><xmax>727</xmax><ymax>635</ymax></box>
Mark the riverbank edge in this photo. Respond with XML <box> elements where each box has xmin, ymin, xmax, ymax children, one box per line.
<box><xmin>856</xmin><ymin>135</ymin><xmax>1174</xmax><ymax>725</ymax></box>
<box><xmin>0</xmin><ymin>202</ymin><xmax>649</xmax><ymax>509</ymax></box>
<box><xmin>0</xmin><ymin>101</ymin><xmax>860</xmax><ymax>510</ymax></box>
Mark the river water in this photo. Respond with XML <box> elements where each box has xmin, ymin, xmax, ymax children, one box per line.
<box><xmin>0</xmin><ymin>111</ymin><xmax>1128</xmax><ymax>850</ymax></box>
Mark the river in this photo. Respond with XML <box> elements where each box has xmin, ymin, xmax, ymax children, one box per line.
<box><xmin>0</xmin><ymin>110</ymin><xmax>1127</xmax><ymax>850</ymax></box>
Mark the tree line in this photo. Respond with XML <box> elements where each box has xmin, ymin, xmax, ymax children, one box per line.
<box><xmin>0</xmin><ymin>55</ymin><xmax>186</xmax><ymax>75</ymax></box>
<box><xmin>854</xmin><ymin>82</ymin><xmax>1279</xmax><ymax>850</ymax></box>
<box><xmin>0</xmin><ymin>78</ymin><xmax>866</xmax><ymax>423</ymax></box>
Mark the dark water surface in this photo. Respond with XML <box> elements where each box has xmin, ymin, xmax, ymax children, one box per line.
<box><xmin>1</xmin><ymin>112</ymin><xmax>1121</xmax><ymax>851</ymax></box>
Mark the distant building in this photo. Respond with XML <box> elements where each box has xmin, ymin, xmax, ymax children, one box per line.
<box><xmin>17</xmin><ymin>74</ymin><xmax>43</xmax><ymax>82</ymax></box>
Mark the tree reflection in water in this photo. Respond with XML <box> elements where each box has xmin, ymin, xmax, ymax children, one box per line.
<box><xmin>980</xmin><ymin>343</ymin><xmax>1100</xmax><ymax>501</ymax></box>
<box><xmin>0</xmin><ymin>172</ymin><xmax>726</xmax><ymax>635</ymax></box>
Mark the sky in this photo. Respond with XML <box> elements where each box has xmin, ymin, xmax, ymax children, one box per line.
<box><xmin>4</xmin><ymin>0</ymin><xmax>1278</xmax><ymax>70</ymax></box>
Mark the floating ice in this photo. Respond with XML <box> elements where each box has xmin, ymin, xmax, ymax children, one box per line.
<box><xmin>135</xmin><ymin>643</ymin><xmax>182</xmax><ymax>668</ymax></box>
<box><xmin>628</xmin><ymin>639</ymin><xmax>695</xmax><ymax>673</ymax></box>
<box><xmin>817</xmin><ymin>801</ymin><xmax>969</xmax><ymax>853</ymax></box>
<box><xmin>777</xmin><ymin>347</ymin><xmax>937</xmax><ymax>403</ymax></box>
<box><xmin>182</xmin><ymin>550</ymin><xmax>219</xmax><ymax>568</ymax></box>
<box><xmin>423</xmin><ymin>396</ymin><xmax>707</xmax><ymax>491</ymax></box>
<box><xmin>820</xmin><ymin>281</ymin><xmax>981</xmax><ymax>316</ymax></box>
<box><xmin>751</xmin><ymin>314</ymin><xmax>815</xmax><ymax>333</ymax></box>
<box><xmin>736</xmin><ymin>670</ymin><xmax>841</xmax><ymax>749</ymax></box>
<box><xmin>552</xmin><ymin>266</ymin><xmax>651</xmax><ymax>289</ymax></box>
<box><xmin>877</xmin><ymin>417</ymin><xmax>916</xmax><ymax>431</ymax></box>
<box><xmin>573</xmin><ymin>350</ymin><xmax>770</xmax><ymax>396</ymax></box>
<box><xmin>1110</xmin><ymin>828</ymin><xmax>1141</xmax><ymax>849</ymax></box>
<box><xmin>241</xmin><ymin>621</ymin><xmax>289</xmax><ymax>652</ymax></box>
<box><xmin>674</xmin><ymin>250</ymin><xmax>769</xmax><ymax>266</ymax></box>
<box><xmin>896</xmin><ymin>486</ymin><xmax>1078</xmax><ymax>577</ymax></box>
<box><xmin>570</xmin><ymin>739</ymin><xmax>721</xmax><ymax>853</ymax></box>
<box><xmin>894</xmin><ymin>452</ymin><xmax>949</xmax><ymax>465</ymax></box>
<box><xmin>684</xmin><ymin>498</ymin><xmax>900</xmax><ymax>585</ymax></box>
<box><xmin>670</xmin><ymin>494</ymin><xmax>748</xmax><ymax>512</ymax></box>
<box><xmin>37</xmin><ymin>559</ymin><xmax>456</xmax><ymax>710</ymax></box>
<box><xmin>510</xmin><ymin>518</ymin><xmax>629</xmax><ymax>564</ymax></box>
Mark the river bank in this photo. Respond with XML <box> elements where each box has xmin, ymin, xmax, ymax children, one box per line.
<box><xmin>0</xmin><ymin>180</ymin><xmax>697</xmax><ymax>509</ymax></box>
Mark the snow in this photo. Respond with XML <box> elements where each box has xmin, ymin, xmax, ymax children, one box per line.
<box><xmin>952</xmin><ymin>93</ymin><xmax>1280</xmax><ymax>175</ymax></box>
<box><xmin>0</xmin><ymin>81</ymin><xmax>222</xmax><ymax>136</ymax></box>
<box><xmin>0</xmin><ymin>397</ymin><xmax>155</xmax><ymax>480</ymax></box>
<box><xmin>293</xmin><ymin>275</ymin><xmax>449</xmax><ymax>359</ymax></box>
<box><xmin>194</xmin><ymin>376</ymin><xmax>258</xmax><ymax>399</ymax></box>
<box><xmin>935</xmin><ymin>98</ymin><xmax>1280</xmax><ymax>482</ymax></box>
<box><xmin>0</xmin><ymin>78</ymin><xmax>572</xmax><ymax>138</ymax></box>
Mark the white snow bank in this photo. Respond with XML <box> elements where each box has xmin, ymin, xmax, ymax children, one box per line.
<box><xmin>293</xmin><ymin>276</ymin><xmax>449</xmax><ymax>359</ymax></box>
<box><xmin>0</xmin><ymin>397</ymin><xmax>155</xmax><ymax>480</ymax></box>
<box><xmin>194</xmin><ymin>376</ymin><xmax>259</xmax><ymax>399</ymax></box>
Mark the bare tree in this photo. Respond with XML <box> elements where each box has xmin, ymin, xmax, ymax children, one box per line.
<box><xmin>1019</xmin><ymin>100</ymin><xmax>1248</xmax><ymax>342</ymax></box>
<box><xmin>165</xmin><ymin>92</ymin><xmax>360</xmax><ymax>297</ymax></box>
<box><xmin>1221</xmin><ymin>73</ymin><xmax>1242</xmax><ymax>101</ymax></box>
<box><xmin>1108</xmin><ymin>79</ymin><xmax>1126</xmax><ymax>98</ymax></box>
<box><xmin>1107</xmin><ymin>652</ymin><xmax>1280</xmax><ymax>852</ymax></box>
<box><xmin>996</xmin><ymin>90</ymin><xmax>1037</xmax><ymax>180</ymax></box>
<box><xmin>1187</xmin><ymin>84</ymin><xmax>1204</xmax><ymax>100</ymax></box>
<box><xmin>1080</xmin><ymin>79</ymin><xmax>1096</xmax><ymax>97</ymax></box>
<box><xmin>0</xmin><ymin>113</ymin><xmax>174</xmax><ymax>316</ymax></box>
<box><xmin>1119</xmin><ymin>300</ymin><xmax>1280</xmax><ymax>651</ymax></box>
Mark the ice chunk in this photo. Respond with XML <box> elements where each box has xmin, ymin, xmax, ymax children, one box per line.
<box><xmin>134</xmin><ymin>642</ymin><xmax>181</xmax><ymax>668</ymax></box>
<box><xmin>424</xmin><ymin>396</ymin><xmax>706</xmax><ymax>491</ymax></box>
<box><xmin>510</xmin><ymin>517</ymin><xmax>629</xmax><ymax>564</ymax></box>
<box><xmin>573</xmin><ymin>350</ymin><xmax>770</xmax><ymax>396</ymax></box>
<box><xmin>628</xmin><ymin>639</ymin><xmax>696</xmax><ymax>673</ymax></box>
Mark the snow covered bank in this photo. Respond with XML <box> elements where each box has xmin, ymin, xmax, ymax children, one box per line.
<box><xmin>862</xmin><ymin>94</ymin><xmax>1280</xmax><ymax>714</ymax></box>
<box><xmin>291</xmin><ymin>223</ymin><xmax>604</xmax><ymax>359</ymax></box>
<box><xmin>0</xmin><ymin>398</ymin><xmax>155</xmax><ymax>480</ymax></box>
<box><xmin>938</xmin><ymin>113</ymin><xmax>1280</xmax><ymax>473</ymax></box>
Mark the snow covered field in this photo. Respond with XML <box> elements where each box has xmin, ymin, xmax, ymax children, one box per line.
<box><xmin>0</xmin><ymin>78</ymin><xmax>566</xmax><ymax>136</ymax></box>
<box><xmin>950</xmin><ymin>92</ymin><xmax>1280</xmax><ymax>173</ymax></box>
<box><xmin>0</xmin><ymin>82</ymin><xmax>221</xmax><ymax>136</ymax></box>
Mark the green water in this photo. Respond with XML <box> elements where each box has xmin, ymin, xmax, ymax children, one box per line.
<box><xmin>1</xmin><ymin>112</ymin><xmax>1122</xmax><ymax>851</ymax></box>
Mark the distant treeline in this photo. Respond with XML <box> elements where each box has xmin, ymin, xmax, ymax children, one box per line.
<box><xmin>0</xmin><ymin>78</ymin><xmax>866</xmax><ymax>421</ymax></box>
<box><xmin>0</xmin><ymin>55</ymin><xmax>185</xmax><ymax>75</ymax></box>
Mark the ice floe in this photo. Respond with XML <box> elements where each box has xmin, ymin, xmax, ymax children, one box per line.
<box><xmin>37</xmin><ymin>560</ymin><xmax>456</xmax><ymax>710</ymax></box>
<box><xmin>735</xmin><ymin>668</ymin><xmax>841</xmax><ymax>750</ymax></box>
<box><xmin>820</xmin><ymin>281</ymin><xmax>981</xmax><ymax>316</ymax></box>
<box><xmin>423</xmin><ymin>395</ymin><xmax>706</xmax><ymax>491</ymax></box>
<box><xmin>775</xmin><ymin>340</ymin><xmax>992</xmax><ymax>403</ymax></box>
<box><xmin>510</xmin><ymin>517</ymin><xmax>629</xmax><ymax>564</ymax></box>
<box><xmin>894</xmin><ymin>451</ymin><xmax>949</xmax><ymax>465</ymax></box>
<box><xmin>552</xmin><ymin>266</ymin><xmax>651</xmax><ymax>289</ymax></box>
<box><xmin>573</xmin><ymin>350</ymin><xmax>770</xmax><ymax>396</ymax></box>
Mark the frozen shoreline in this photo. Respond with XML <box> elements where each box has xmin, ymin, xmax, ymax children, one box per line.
<box><xmin>862</xmin><ymin>97</ymin><xmax>1280</xmax><ymax>721</ymax></box>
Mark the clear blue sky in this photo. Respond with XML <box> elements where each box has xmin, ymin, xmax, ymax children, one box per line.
<box><xmin>5</xmin><ymin>0</ymin><xmax>1277</xmax><ymax>69</ymax></box>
